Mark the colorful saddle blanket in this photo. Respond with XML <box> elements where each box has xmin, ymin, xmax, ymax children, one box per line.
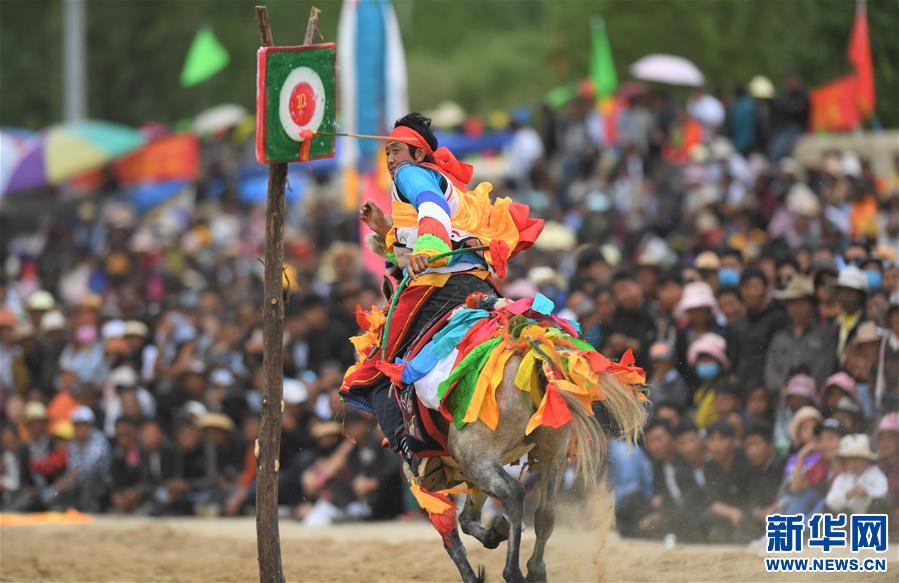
<box><xmin>351</xmin><ymin>293</ymin><xmax>648</xmax><ymax>454</ymax></box>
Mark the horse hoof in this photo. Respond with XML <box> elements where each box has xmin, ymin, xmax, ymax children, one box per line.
<box><xmin>503</xmin><ymin>567</ymin><xmax>525</xmax><ymax>583</ymax></box>
<box><xmin>492</xmin><ymin>515</ymin><xmax>510</xmax><ymax>540</ymax></box>
<box><xmin>525</xmin><ymin>569</ymin><xmax>547</xmax><ymax>583</ymax></box>
<box><xmin>482</xmin><ymin>531</ymin><xmax>502</xmax><ymax>549</ymax></box>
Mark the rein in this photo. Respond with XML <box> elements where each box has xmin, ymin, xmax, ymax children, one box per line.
<box><xmin>381</xmin><ymin>245</ymin><xmax>489</xmax><ymax>359</ymax></box>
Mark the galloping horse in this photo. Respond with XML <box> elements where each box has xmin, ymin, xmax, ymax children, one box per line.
<box><xmin>421</xmin><ymin>352</ymin><xmax>647</xmax><ymax>583</ymax></box>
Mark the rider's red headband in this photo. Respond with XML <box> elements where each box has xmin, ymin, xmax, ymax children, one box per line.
<box><xmin>387</xmin><ymin>125</ymin><xmax>473</xmax><ymax>188</ymax></box>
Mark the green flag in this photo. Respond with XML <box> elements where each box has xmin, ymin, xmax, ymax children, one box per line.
<box><xmin>589</xmin><ymin>18</ymin><xmax>617</xmax><ymax>99</ymax></box>
<box><xmin>180</xmin><ymin>27</ymin><xmax>230</xmax><ymax>87</ymax></box>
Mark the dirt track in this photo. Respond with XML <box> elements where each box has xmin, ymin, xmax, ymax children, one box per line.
<box><xmin>1</xmin><ymin>513</ymin><xmax>894</xmax><ymax>582</ymax></box>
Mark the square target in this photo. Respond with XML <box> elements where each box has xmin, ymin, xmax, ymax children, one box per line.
<box><xmin>256</xmin><ymin>43</ymin><xmax>336</xmax><ymax>163</ymax></box>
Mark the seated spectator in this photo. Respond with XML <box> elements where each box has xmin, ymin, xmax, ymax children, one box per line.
<box><xmin>819</xmin><ymin>372</ymin><xmax>858</xmax><ymax>417</ymax></box>
<box><xmin>653</xmin><ymin>402</ymin><xmax>684</xmax><ymax>429</ymax></box>
<box><xmin>875</xmin><ymin>300</ymin><xmax>898</xmax><ymax>413</ymax></box>
<box><xmin>832</xmin><ymin>395</ymin><xmax>865</xmax><ymax>434</ymax></box>
<box><xmin>608</xmin><ymin>437</ymin><xmax>654</xmax><ymax>538</ymax></box>
<box><xmin>687</xmin><ymin>333</ymin><xmax>730</xmax><ymax>428</ymax></box>
<box><xmin>139</xmin><ymin>419</ymin><xmax>175</xmax><ymax>512</ymax></box>
<box><xmin>56</xmin><ymin>406</ymin><xmax>111</xmax><ymax>512</ymax></box>
<box><xmin>826</xmin><ymin>434</ymin><xmax>888</xmax><ymax>515</ymax></box>
<box><xmin>159</xmin><ymin>418</ymin><xmax>215</xmax><ymax>515</ymax></box>
<box><xmin>1</xmin><ymin>422</ymin><xmax>24</xmax><ymax>508</ymax></box>
<box><xmin>702</xmin><ymin>420</ymin><xmax>753</xmax><ymax>542</ymax></box>
<box><xmin>773</xmin><ymin>374</ymin><xmax>818</xmax><ymax>451</ymax></box>
<box><xmin>716</xmin><ymin>286</ymin><xmax>744</xmax><ymax>327</ymax></box>
<box><xmin>225</xmin><ymin>414</ymin><xmax>261</xmax><ymax>517</ymax></box>
<box><xmin>343</xmin><ymin>411</ymin><xmax>404</xmax><ymax>521</ymax></box>
<box><xmin>197</xmin><ymin>412</ymin><xmax>244</xmax><ymax>501</ymax></box>
<box><xmin>639</xmin><ymin>419</ymin><xmax>699</xmax><ymax>540</ymax></box>
<box><xmin>47</xmin><ymin>366</ymin><xmax>80</xmax><ymax>429</ymax></box>
<box><xmin>731</xmin><ymin>267</ymin><xmax>787</xmax><ymax>393</ymax></box>
<box><xmin>778</xmin><ymin>405</ymin><xmax>827</xmax><ymax>521</ymax></box>
<box><xmin>874</xmin><ymin>413</ymin><xmax>899</xmax><ymax>533</ymax></box>
<box><xmin>743</xmin><ymin>383</ymin><xmax>773</xmax><ymax>425</ymax></box>
<box><xmin>671</xmin><ymin>422</ymin><xmax>710</xmax><ymax>542</ymax></box>
<box><xmin>713</xmin><ymin>378</ymin><xmax>742</xmax><ymax>428</ymax></box>
<box><xmin>648</xmin><ymin>341</ymin><xmax>687</xmax><ymax>409</ymax></box>
<box><xmin>766</xmin><ymin>275</ymin><xmax>836</xmax><ymax>392</ymax></box>
<box><xmin>110</xmin><ymin>416</ymin><xmax>145</xmax><ymax>513</ymax></box>
<box><xmin>742</xmin><ymin>420</ymin><xmax>786</xmax><ymax>536</ymax></box>
<box><xmin>675</xmin><ymin>282</ymin><xmax>724</xmax><ymax>382</ymax></box>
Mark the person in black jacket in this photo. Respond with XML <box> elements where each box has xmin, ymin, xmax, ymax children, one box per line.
<box><xmin>729</xmin><ymin>267</ymin><xmax>787</xmax><ymax>394</ymax></box>
<box><xmin>110</xmin><ymin>416</ymin><xmax>146</xmax><ymax>513</ymax></box>
<box><xmin>742</xmin><ymin>420</ymin><xmax>786</xmax><ymax>538</ymax></box>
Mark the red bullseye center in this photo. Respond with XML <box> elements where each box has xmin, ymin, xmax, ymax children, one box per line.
<box><xmin>289</xmin><ymin>82</ymin><xmax>316</xmax><ymax>127</ymax></box>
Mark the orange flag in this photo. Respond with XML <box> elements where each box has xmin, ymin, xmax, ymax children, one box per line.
<box><xmin>810</xmin><ymin>75</ymin><xmax>860</xmax><ymax>132</ymax></box>
<box><xmin>847</xmin><ymin>0</ymin><xmax>875</xmax><ymax>116</ymax></box>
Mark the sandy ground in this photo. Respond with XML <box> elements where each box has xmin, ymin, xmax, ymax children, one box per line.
<box><xmin>1</xmin><ymin>512</ymin><xmax>895</xmax><ymax>583</ymax></box>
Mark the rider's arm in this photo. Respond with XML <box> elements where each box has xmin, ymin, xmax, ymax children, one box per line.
<box><xmin>394</xmin><ymin>165</ymin><xmax>453</xmax><ymax>267</ymax></box>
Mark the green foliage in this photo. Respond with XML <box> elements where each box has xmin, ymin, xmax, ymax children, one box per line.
<box><xmin>0</xmin><ymin>0</ymin><xmax>896</xmax><ymax>130</ymax></box>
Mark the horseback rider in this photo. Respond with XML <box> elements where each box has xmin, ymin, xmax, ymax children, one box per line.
<box><xmin>340</xmin><ymin>112</ymin><xmax>497</xmax><ymax>461</ymax></box>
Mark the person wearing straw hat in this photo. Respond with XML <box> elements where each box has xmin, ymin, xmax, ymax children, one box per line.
<box><xmin>765</xmin><ymin>275</ymin><xmax>836</xmax><ymax>393</ymax></box>
<box><xmin>778</xmin><ymin>405</ymin><xmax>827</xmax><ymax>520</ymax></box>
<box><xmin>825</xmin><ymin>434</ymin><xmax>888</xmax><ymax>515</ymax></box>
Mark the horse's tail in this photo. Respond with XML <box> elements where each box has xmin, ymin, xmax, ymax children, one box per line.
<box><xmin>558</xmin><ymin>373</ymin><xmax>647</xmax><ymax>489</ymax></box>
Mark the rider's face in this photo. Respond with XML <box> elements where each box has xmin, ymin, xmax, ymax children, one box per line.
<box><xmin>385</xmin><ymin>140</ymin><xmax>423</xmax><ymax>178</ymax></box>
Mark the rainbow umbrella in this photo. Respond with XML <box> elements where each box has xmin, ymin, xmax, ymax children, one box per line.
<box><xmin>2</xmin><ymin>121</ymin><xmax>145</xmax><ymax>196</ymax></box>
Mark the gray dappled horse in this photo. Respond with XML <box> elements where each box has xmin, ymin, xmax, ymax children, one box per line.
<box><xmin>421</xmin><ymin>354</ymin><xmax>647</xmax><ymax>583</ymax></box>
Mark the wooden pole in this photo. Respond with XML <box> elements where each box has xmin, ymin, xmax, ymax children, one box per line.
<box><xmin>254</xmin><ymin>5</ymin><xmax>320</xmax><ymax>583</ymax></box>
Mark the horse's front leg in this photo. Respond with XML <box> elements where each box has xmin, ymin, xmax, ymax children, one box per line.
<box><xmin>459</xmin><ymin>488</ymin><xmax>509</xmax><ymax>549</ymax></box>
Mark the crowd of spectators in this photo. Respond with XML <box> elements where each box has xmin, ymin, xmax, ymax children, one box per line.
<box><xmin>1</xmin><ymin>74</ymin><xmax>897</xmax><ymax>542</ymax></box>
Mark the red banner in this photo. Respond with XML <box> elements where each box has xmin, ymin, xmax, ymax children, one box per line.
<box><xmin>848</xmin><ymin>0</ymin><xmax>875</xmax><ymax>116</ymax></box>
<box><xmin>810</xmin><ymin>75</ymin><xmax>860</xmax><ymax>132</ymax></box>
<box><xmin>113</xmin><ymin>133</ymin><xmax>199</xmax><ymax>184</ymax></box>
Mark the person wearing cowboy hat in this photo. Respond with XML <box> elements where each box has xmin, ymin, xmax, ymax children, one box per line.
<box><xmin>834</xmin><ymin>265</ymin><xmax>868</xmax><ymax>356</ymax></box>
<box><xmin>765</xmin><ymin>275</ymin><xmax>836</xmax><ymax>393</ymax></box>
<box><xmin>825</xmin><ymin>434</ymin><xmax>888</xmax><ymax>515</ymax></box>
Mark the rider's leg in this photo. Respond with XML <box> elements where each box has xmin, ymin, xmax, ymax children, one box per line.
<box><xmin>369</xmin><ymin>380</ymin><xmax>404</xmax><ymax>450</ymax></box>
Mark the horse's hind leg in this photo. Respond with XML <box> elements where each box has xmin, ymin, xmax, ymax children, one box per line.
<box><xmin>459</xmin><ymin>459</ymin><xmax>526</xmax><ymax>583</ymax></box>
<box><xmin>525</xmin><ymin>427</ymin><xmax>569</xmax><ymax>583</ymax></box>
<box><xmin>460</xmin><ymin>489</ymin><xmax>509</xmax><ymax>549</ymax></box>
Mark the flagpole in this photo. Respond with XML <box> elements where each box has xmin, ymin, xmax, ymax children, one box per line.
<box><xmin>63</xmin><ymin>0</ymin><xmax>87</xmax><ymax>121</ymax></box>
<box><xmin>254</xmin><ymin>5</ymin><xmax>320</xmax><ymax>583</ymax></box>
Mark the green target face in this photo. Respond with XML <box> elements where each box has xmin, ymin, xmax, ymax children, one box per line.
<box><xmin>256</xmin><ymin>43</ymin><xmax>335</xmax><ymax>163</ymax></box>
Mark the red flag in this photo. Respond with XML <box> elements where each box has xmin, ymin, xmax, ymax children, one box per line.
<box><xmin>847</xmin><ymin>0</ymin><xmax>875</xmax><ymax>116</ymax></box>
<box><xmin>810</xmin><ymin>75</ymin><xmax>861</xmax><ymax>132</ymax></box>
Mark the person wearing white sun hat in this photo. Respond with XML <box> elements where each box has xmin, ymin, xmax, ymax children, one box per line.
<box><xmin>825</xmin><ymin>434</ymin><xmax>888</xmax><ymax>515</ymax></box>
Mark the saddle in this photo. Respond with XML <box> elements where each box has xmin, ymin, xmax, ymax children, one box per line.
<box><xmin>391</xmin><ymin>296</ymin><xmax>535</xmax><ymax>490</ymax></box>
<box><xmin>393</xmin><ymin>306</ymin><xmax>458</xmax><ymax>459</ymax></box>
